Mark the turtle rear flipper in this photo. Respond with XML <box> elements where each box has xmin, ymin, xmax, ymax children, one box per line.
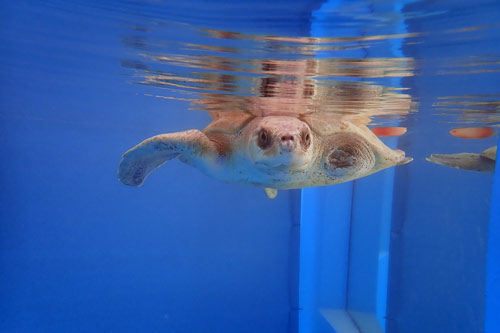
<box><xmin>118</xmin><ymin>130</ymin><xmax>218</xmax><ymax>186</ymax></box>
<box><xmin>264</xmin><ymin>188</ymin><xmax>278</xmax><ymax>199</ymax></box>
<box><xmin>426</xmin><ymin>152</ymin><xmax>495</xmax><ymax>172</ymax></box>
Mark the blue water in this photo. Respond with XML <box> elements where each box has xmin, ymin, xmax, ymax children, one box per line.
<box><xmin>1</xmin><ymin>1</ymin><xmax>499</xmax><ymax>332</ymax></box>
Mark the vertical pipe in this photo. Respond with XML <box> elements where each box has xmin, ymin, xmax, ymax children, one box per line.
<box><xmin>485</xmin><ymin>138</ymin><xmax>500</xmax><ymax>332</ymax></box>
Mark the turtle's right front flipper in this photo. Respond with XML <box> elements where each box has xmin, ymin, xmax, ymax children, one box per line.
<box><xmin>426</xmin><ymin>152</ymin><xmax>495</xmax><ymax>172</ymax></box>
<box><xmin>118</xmin><ymin>130</ymin><xmax>218</xmax><ymax>186</ymax></box>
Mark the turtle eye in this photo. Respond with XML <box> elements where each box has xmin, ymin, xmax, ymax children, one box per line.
<box><xmin>301</xmin><ymin>131</ymin><xmax>311</xmax><ymax>149</ymax></box>
<box><xmin>257</xmin><ymin>129</ymin><xmax>272</xmax><ymax>149</ymax></box>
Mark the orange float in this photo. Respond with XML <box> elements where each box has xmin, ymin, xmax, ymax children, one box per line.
<box><xmin>371</xmin><ymin>127</ymin><xmax>407</xmax><ymax>137</ymax></box>
<box><xmin>449</xmin><ymin>127</ymin><xmax>494</xmax><ymax>139</ymax></box>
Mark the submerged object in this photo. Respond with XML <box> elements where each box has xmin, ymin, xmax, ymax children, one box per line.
<box><xmin>371</xmin><ymin>126</ymin><xmax>407</xmax><ymax>137</ymax></box>
<box><xmin>118</xmin><ymin>113</ymin><xmax>412</xmax><ymax>198</ymax></box>
<box><xmin>426</xmin><ymin>146</ymin><xmax>497</xmax><ymax>172</ymax></box>
<box><xmin>449</xmin><ymin>127</ymin><xmax>494</xmax><ymax>139</ymax></box>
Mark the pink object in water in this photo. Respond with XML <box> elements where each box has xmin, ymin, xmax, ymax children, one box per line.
<box><xmin>371</xmin><ymin>127</ymin><xmax>407</xmax><ymax>137</ymax></box>
<box><xmin>449</xmin><ymin>127</ymin><xmax>494</xmax><ymax>139</ymax></box>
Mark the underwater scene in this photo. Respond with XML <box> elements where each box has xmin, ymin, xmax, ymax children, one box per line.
<box><xmin>1</xmin><ymin>0</ymin><xmax>499</xmax><ymax>332</ymax></box>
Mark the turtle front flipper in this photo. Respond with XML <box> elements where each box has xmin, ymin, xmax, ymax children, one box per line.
<box><xmin>426</xmin><ymin>152</ymin><xmax>495</xmax><ymax>172</ymax></box>
<box><xmin>118</xmin><ymin>130</ymin><xmax>218</xmax><ymax>186</ymax></box>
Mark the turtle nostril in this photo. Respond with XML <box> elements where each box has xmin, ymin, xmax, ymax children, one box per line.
<box><xmin>281</xmin><ymin>135</ymin><xmax>294</xmax><ymax>142</ymax></box>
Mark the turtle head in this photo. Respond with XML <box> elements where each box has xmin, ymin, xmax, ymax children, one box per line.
<box><xmin>248</xmin><ymin>116</ymin><xmax>314</xmax><ymax>170</ymax></box>
<box><xmin>321</xmin><ymin>127</ymin><xmax>412</xmax><ymax>181</ymax></box>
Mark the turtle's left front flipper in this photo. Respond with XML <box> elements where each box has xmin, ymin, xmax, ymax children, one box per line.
<box><xmin>118</xmin><ymin>130</ymin><xmax>218</xmax><ymax>186</ymax></box>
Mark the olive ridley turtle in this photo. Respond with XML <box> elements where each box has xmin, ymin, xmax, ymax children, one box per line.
<box><xmin>118</xmin><ymin>113</ymin><xmax>412</xmax><ymax>198</ymax></box>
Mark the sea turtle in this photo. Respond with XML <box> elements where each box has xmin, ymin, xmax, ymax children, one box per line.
<box><xmin>426</xmin><ymin>146</ymin><xmax>497</xmax><ymax>173</ymax></box>
<box><xmin>118</xmin><ymin>112</ymin><xmax>411</xmax><ymax>198</ymax></box>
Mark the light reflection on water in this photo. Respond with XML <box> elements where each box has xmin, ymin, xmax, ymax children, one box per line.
<box><xmin>434</xmin><ymin>95</ymin><xmax>500</xmax><ymax>125</ymax></box>
<box><xmin>122</xmin><ymin>26</ymin><xmax>417</xmax><ymax>126</ymax></box>
<box><xmin>120</xmin><ymin>19</ymin><xmax>500</xmax><ymax>132</ymax></box>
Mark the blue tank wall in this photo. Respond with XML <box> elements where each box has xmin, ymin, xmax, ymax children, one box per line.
<box><xmin>486</xmin><ymin>137</ymin><xmax>500</xmax><ymax>333</ymax></box>
<box><xmin>299</xmin><ymin>1</ymin><xmax>500</xmax><ymax>333</ymax></box>
<box><xmin>386</xmin><ymin>1</ymin><xmax>499</xmax><ymax>332</ymax></box>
